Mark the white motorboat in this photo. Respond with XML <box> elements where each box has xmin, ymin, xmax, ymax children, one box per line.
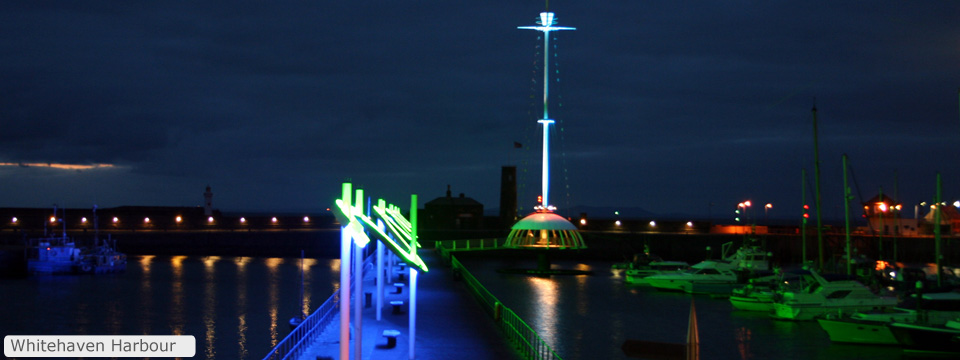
<box><xmin>624</xmin><ymin>260</ymin><xmax>690</xmax><ymax>285</ymax></box>
<box><xmin>729</xmin><ymin>270</ymin><xmax>813</xmax><ymax>312</ymax></box>
<box><xmin>771</xmin><ymin>270</ymin><xmax>898</xmax><ymax>321</ymax></box>
<box><xmin>888</xmin><ymin>316</ymin><xmax>960</xmax><ymax>354</ymax></box>
<box><xmin>816</xmin><ymin>291</ymin><xmax>960</xmax><ymax>344</ymax></box>
<box><xmin>646</xmin><ymin>243</ymin><xmax>771</xmax><ymax>294</ymax></box>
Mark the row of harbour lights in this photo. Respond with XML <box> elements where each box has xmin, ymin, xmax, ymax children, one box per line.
<box><xmin>9</xmin><ymin>215</ymin><xmax>314</xmax><ymax>227</ymax></box>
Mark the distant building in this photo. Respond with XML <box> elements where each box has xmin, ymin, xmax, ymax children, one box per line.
<box><xmin>922</xmin><ymin>204</ymin><xmax>960</xmax><ymax>235</ymax></box>
<box><xmin>863</xmin><ymin>194</ymin><xmax>903</xmax><ymax>235</ymax></box>
<box><xmin>421</xmin><ymin>185</ymin><xmax>483</xmax><ymax>230</ymax></box>
<box><xmin>499</xmin><ymin>166</ymin><xmax>518</xmax><ymax>227</ymax></box>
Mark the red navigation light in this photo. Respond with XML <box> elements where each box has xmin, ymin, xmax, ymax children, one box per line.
<box><xmin>803</xmin><ymin>213</ymin><xmax>809</xmax><ymax>219</ymax></box>
<box><xmin>537</xmin><ymin>195</ymin><xmax>543</xmax><ymax>203</ymax></box>
<box><xmin>803</xmin><ymin>204</ymin><xmax>809</xmax><ymax>210</ymax></box>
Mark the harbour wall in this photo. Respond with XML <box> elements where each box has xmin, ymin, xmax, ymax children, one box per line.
<box><xmin>2</xmin><ymin>229</ymin><xmax>957</xmax><ymax>275</ymax></box>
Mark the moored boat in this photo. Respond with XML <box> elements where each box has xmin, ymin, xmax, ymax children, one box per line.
<box><xmin>888</xmin><ymin>317</ymin><xmax>960</xmax><ymax>354</ymax></box>
<box><xmin>771</xmin><ymin>270</ymin><xmax>898</xmax><ymax>321</ymax></box>
<box><xmin>817</xmin><ymin>291</ymin><xmax>960</xmax><ymax>345</ymax></box>
<box><xmin>730</xmin><ymin>270</ymin><xmax>813</xmax><ymax>312</ymax></box>
<box><xmin>646</xmin><ymin>243</ymin><xmax>771</xmax><ymax>294</ymax></box>
<box><xmin>624</xmin><ymin>259</ymin><xmax>690</xmax><ymax>285</ymax></box>
<box><xmin>77</xmin><ymin>237</ymin><xmax>126</xmax><ymax>274</ymax></box>
<box><xmin>26</xmin><ymin>235</ymin><xmax>82</xmax><ymax>275</ymax></box>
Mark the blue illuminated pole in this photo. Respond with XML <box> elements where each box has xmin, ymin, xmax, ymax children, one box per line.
<box><xmin>408</xmin><ymin>194</ymin><xmax>418</xmax><ymax>360</ymax></box>
<box><xmin>353</xmin><ymin>189</ymin><xmax>364</xmax><ymax>360</ymax></box>
<box><xmin>338</xmin><ymin>184</ymin><xmax>352</xmax><ymax>360</ymax></box>
<box><xmin>520</xmin><ymin>12</ymin><xmax>574</xmax><ymax>210</ymax></box>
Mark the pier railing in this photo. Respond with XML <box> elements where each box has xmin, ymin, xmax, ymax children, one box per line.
<box><xmin>261</xmin><ymin>254</ymin><xmax>373</xmax><ymax>360</ymax></box>
<box><xmin>435</xmin><ymin>238</ymin><xmax>505</xmax><ymax>264</ymax></box>
<box><xmin>450</xmin><ymin>255</ymin><xmax>562</xmax><ymax>360</ymax></box>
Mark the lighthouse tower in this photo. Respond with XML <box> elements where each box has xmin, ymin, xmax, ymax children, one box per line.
<box><xmin>203</xmin><ymin>185</ymin><xmax>213</xmax><ymax>216</ymax></box>
<box><xmin>504</xmin><ymin>10</ymin><xmax>585</xmax><ymax>250</ymax></box>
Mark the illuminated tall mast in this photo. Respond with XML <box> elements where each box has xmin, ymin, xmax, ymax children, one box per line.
<box><xmin>519</xmin><ymin>12</ymin><xmax>574</xmax><ymax>211</ymax></box>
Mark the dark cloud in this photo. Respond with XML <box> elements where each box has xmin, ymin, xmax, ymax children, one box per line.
<box><xmin>1</xmin><ymin>1</ymin><xmax>958</xmax><ymax>218</ymax></box>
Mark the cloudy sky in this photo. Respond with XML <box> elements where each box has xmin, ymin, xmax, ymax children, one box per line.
<box><xmin>1</xmin><ymin>1</ymin><xmax>958</xmax><ymax>221</ymax></box>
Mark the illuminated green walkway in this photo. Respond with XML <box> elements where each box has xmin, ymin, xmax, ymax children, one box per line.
<box><xmin>297</xmin><ymin>251</ymin><xmax>522</xmax><ymax>360</ymax></box>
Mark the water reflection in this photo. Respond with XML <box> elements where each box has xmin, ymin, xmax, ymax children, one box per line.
<box><xmin>169</xmin><ymin>255</ymin><xmax>187</xmax><ymax>335</ymax></box>
<box><xmin>140</xmin><ymin>255</ymin><xmax>155</xmax><ymax>274</ymax></box>
<box><xmin>266</xmin><ymin>258</ymin><xmax>281</xmax><ymax>348</ymax></box>
<box><xmin>302</xmin><ymin>258</ymin><xmax>318</xmax><ymax>315</ymax></box>
<box><xmin>204</xmin><ymin>256</ymin><xmax>218</xmax><ymax>359</ymax></box>
<box><xmin>1</xmin><ymin>255</ymin><xmax>340</xmax><ymax>360</ymax></box>
<box><xmin>735</xmin><ymin>327</ymin><xmax>753</xmax><ymax>359</ymax></box>
<box><xmin>236</xmin><ymin>257</ymin><xmax>249</xmax><ymax>359</ymax></box>
<box><xmin>140</xmin><ymin>255</ymin><xmax>154</xmax><ymax>334</ymax></box>
<box><xmin>526</xmin><ymin>276</ymin><xmax>559</xmax><ymax>345</ymax></box>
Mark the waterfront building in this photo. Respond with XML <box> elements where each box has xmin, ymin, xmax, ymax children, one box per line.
<box><xmin>421</xmin><ymin>185</ymin><xmax>484</xmax><ymax>230</ymax></box>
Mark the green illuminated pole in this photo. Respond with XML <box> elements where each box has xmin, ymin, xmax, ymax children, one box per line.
<box><xmin>802</xmin><ymin>168</ymin><xmax>808</xmax><ymax>266</ymax></box>
<box><xmin>812</xmin><ymin>105</ymin><xmax>824</xmax><ymax>270</ymax></box>
<box><xmin>935</xmin><ymin>173</ymin><xmax>942</xmax><ymax>287</ymax></box>
<box><xmin>843</xmin><ymin>155</ymin><xmax>852</xmax><ymax>276</ymax></box>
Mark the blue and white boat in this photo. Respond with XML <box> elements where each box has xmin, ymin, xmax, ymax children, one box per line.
<box><xmin>26</xmin><ymin>234</ymin><xmax>82</xmax><ymax>275</ymax></box>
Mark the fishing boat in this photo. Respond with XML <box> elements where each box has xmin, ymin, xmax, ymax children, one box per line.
<box><xmin>26</xmin><ymin>234</ymin><xmax>82</xmax><ymax>275</ymax></box>
<box><xmin>770</xmin><ymin>270</ymin><xmax>898</xmax><ymax>321</ymax></box>
<box><xmin>646</xmin><ymin>243</ymin><xmax>771</xmax><ymax>294</ymax></box>
<box><xmin>77</xmin><ymin>236</ymin><xmax>126</xmax><ymax>274</ymax></box>
<box><xmin>816</xmin><ymin>291</ymin><xmax>960</xmax><ymax>345</ymax></box>
<box><xmin>25</xmin><ymin>206</ymin><xmax>126</xmax><ymax>275</ymax></box>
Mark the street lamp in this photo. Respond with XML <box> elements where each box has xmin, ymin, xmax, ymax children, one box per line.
<box><xmin>765</xmin><ymin>203</ymin><xmax>772</xmax><ymax>224</ymax></box>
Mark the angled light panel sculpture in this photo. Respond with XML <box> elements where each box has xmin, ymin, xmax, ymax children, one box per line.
<box><xmin>505</xmin><ymin>11</ymin><xmax>585</xmax><ymax>250</ymax></box>
<box><xmin>332</xmin><ymin>182</ymin><xmax>427</xmax><ymax>360</ymax></box>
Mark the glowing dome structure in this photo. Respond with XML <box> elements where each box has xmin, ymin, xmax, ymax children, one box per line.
<box><xmin>505</xmin><ymin>211</ymin><xmax>585</xmax><ymax>249</ymax></box>
<box><xmin>503</xmin><ymin>11</ymin><xmax>585</xmax><ymax>250</ymax></box>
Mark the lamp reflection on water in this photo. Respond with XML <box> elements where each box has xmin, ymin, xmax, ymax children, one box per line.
<box><xmin>266</xmin><ymin>258</ymin><xmax>282</xmax><ymax>348</ymax></box>
<box><xmin>302</xmin><ymin>258</ymin><xmax>318</xmax><ymax>315</ymax></box>
<box><xmin>169</xmin><ymin>256</ymin><xmax>187</xmax><ymax>336</ymax></box>
<box><xmin>735</xmin><ymin>327</ymin><xmax>753</xmax><ymax>359</ymax></box>
<box><xmin>235</xmin><ymin>257</ymin><xmax>249</xmax><ymax>359</ymax></box>
<box><xmin>526</xmin><ymin>276</ymin><xmax>560</xmax><ymax>346</ymax></box>
<box><xmin>204</xmin><ymin>256</ymin><xmax>218</xmax><ymax>360</ymax></box>
<box><xmin>139</xmin><ymin>255</ymin><xmax>154</xmax><ymax>334</ymax></box>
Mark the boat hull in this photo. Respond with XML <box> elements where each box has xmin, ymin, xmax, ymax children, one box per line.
<box><xmin>730</xmin><ymin>294</ymin><xmax>775</xmax><ymax>312</ymax></box>
<box><xmin>27</xmin><ymin>260</ymin><xmax>77</xmax><ymax>275</ymax></box>
<box><xmin>771</xmin><ymin>302</ymin><xmax>897</xmax><ymax>321</ymax></box>
<box><xmin>817</xmin><ymin>317</ymin><xmax>898</xmax><ymax>345</ymax></box>
<box><xmin>888</xmin><ymin>322</ymin><xmax>960</xmax><ymax>354</ymax></box>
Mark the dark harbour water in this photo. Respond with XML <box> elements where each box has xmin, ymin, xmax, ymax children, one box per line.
<box><xmin>0</xmin><ymin>255</ymin><xmax>338</xmax><ymax>360</ymax></box>
<box><xmin>0</xmin><ymin>252</ymin><xmax>946</xmax><ymax>360</ymax></box>
<box><xmin>457</xmin><ymin>256</ymin><xmax>926</xmax><ymax>360</ymax></box>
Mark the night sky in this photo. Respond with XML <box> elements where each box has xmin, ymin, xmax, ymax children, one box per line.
<box><xmin>2</xmin><ymin>1</ymin><xmax>959</xmax><ymax>221</ymax></box>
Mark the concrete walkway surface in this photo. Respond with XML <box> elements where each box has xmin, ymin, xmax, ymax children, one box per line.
<box><xmin>297</xmin><ymin>251</ymin><xmax>522</xmax><ymax>360</ymax></box>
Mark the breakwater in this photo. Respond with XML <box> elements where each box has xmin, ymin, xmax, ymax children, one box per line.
<box><xmin>2</xmin><ymin>229</ymin><xmax>956</xmax><ymax>273</ymax></box>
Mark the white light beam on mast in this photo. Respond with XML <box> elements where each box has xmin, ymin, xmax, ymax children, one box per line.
<box><xmin>519</xmin><ymin>12</ymin><xmax>574</xmax><ymax>211</ymax></box>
